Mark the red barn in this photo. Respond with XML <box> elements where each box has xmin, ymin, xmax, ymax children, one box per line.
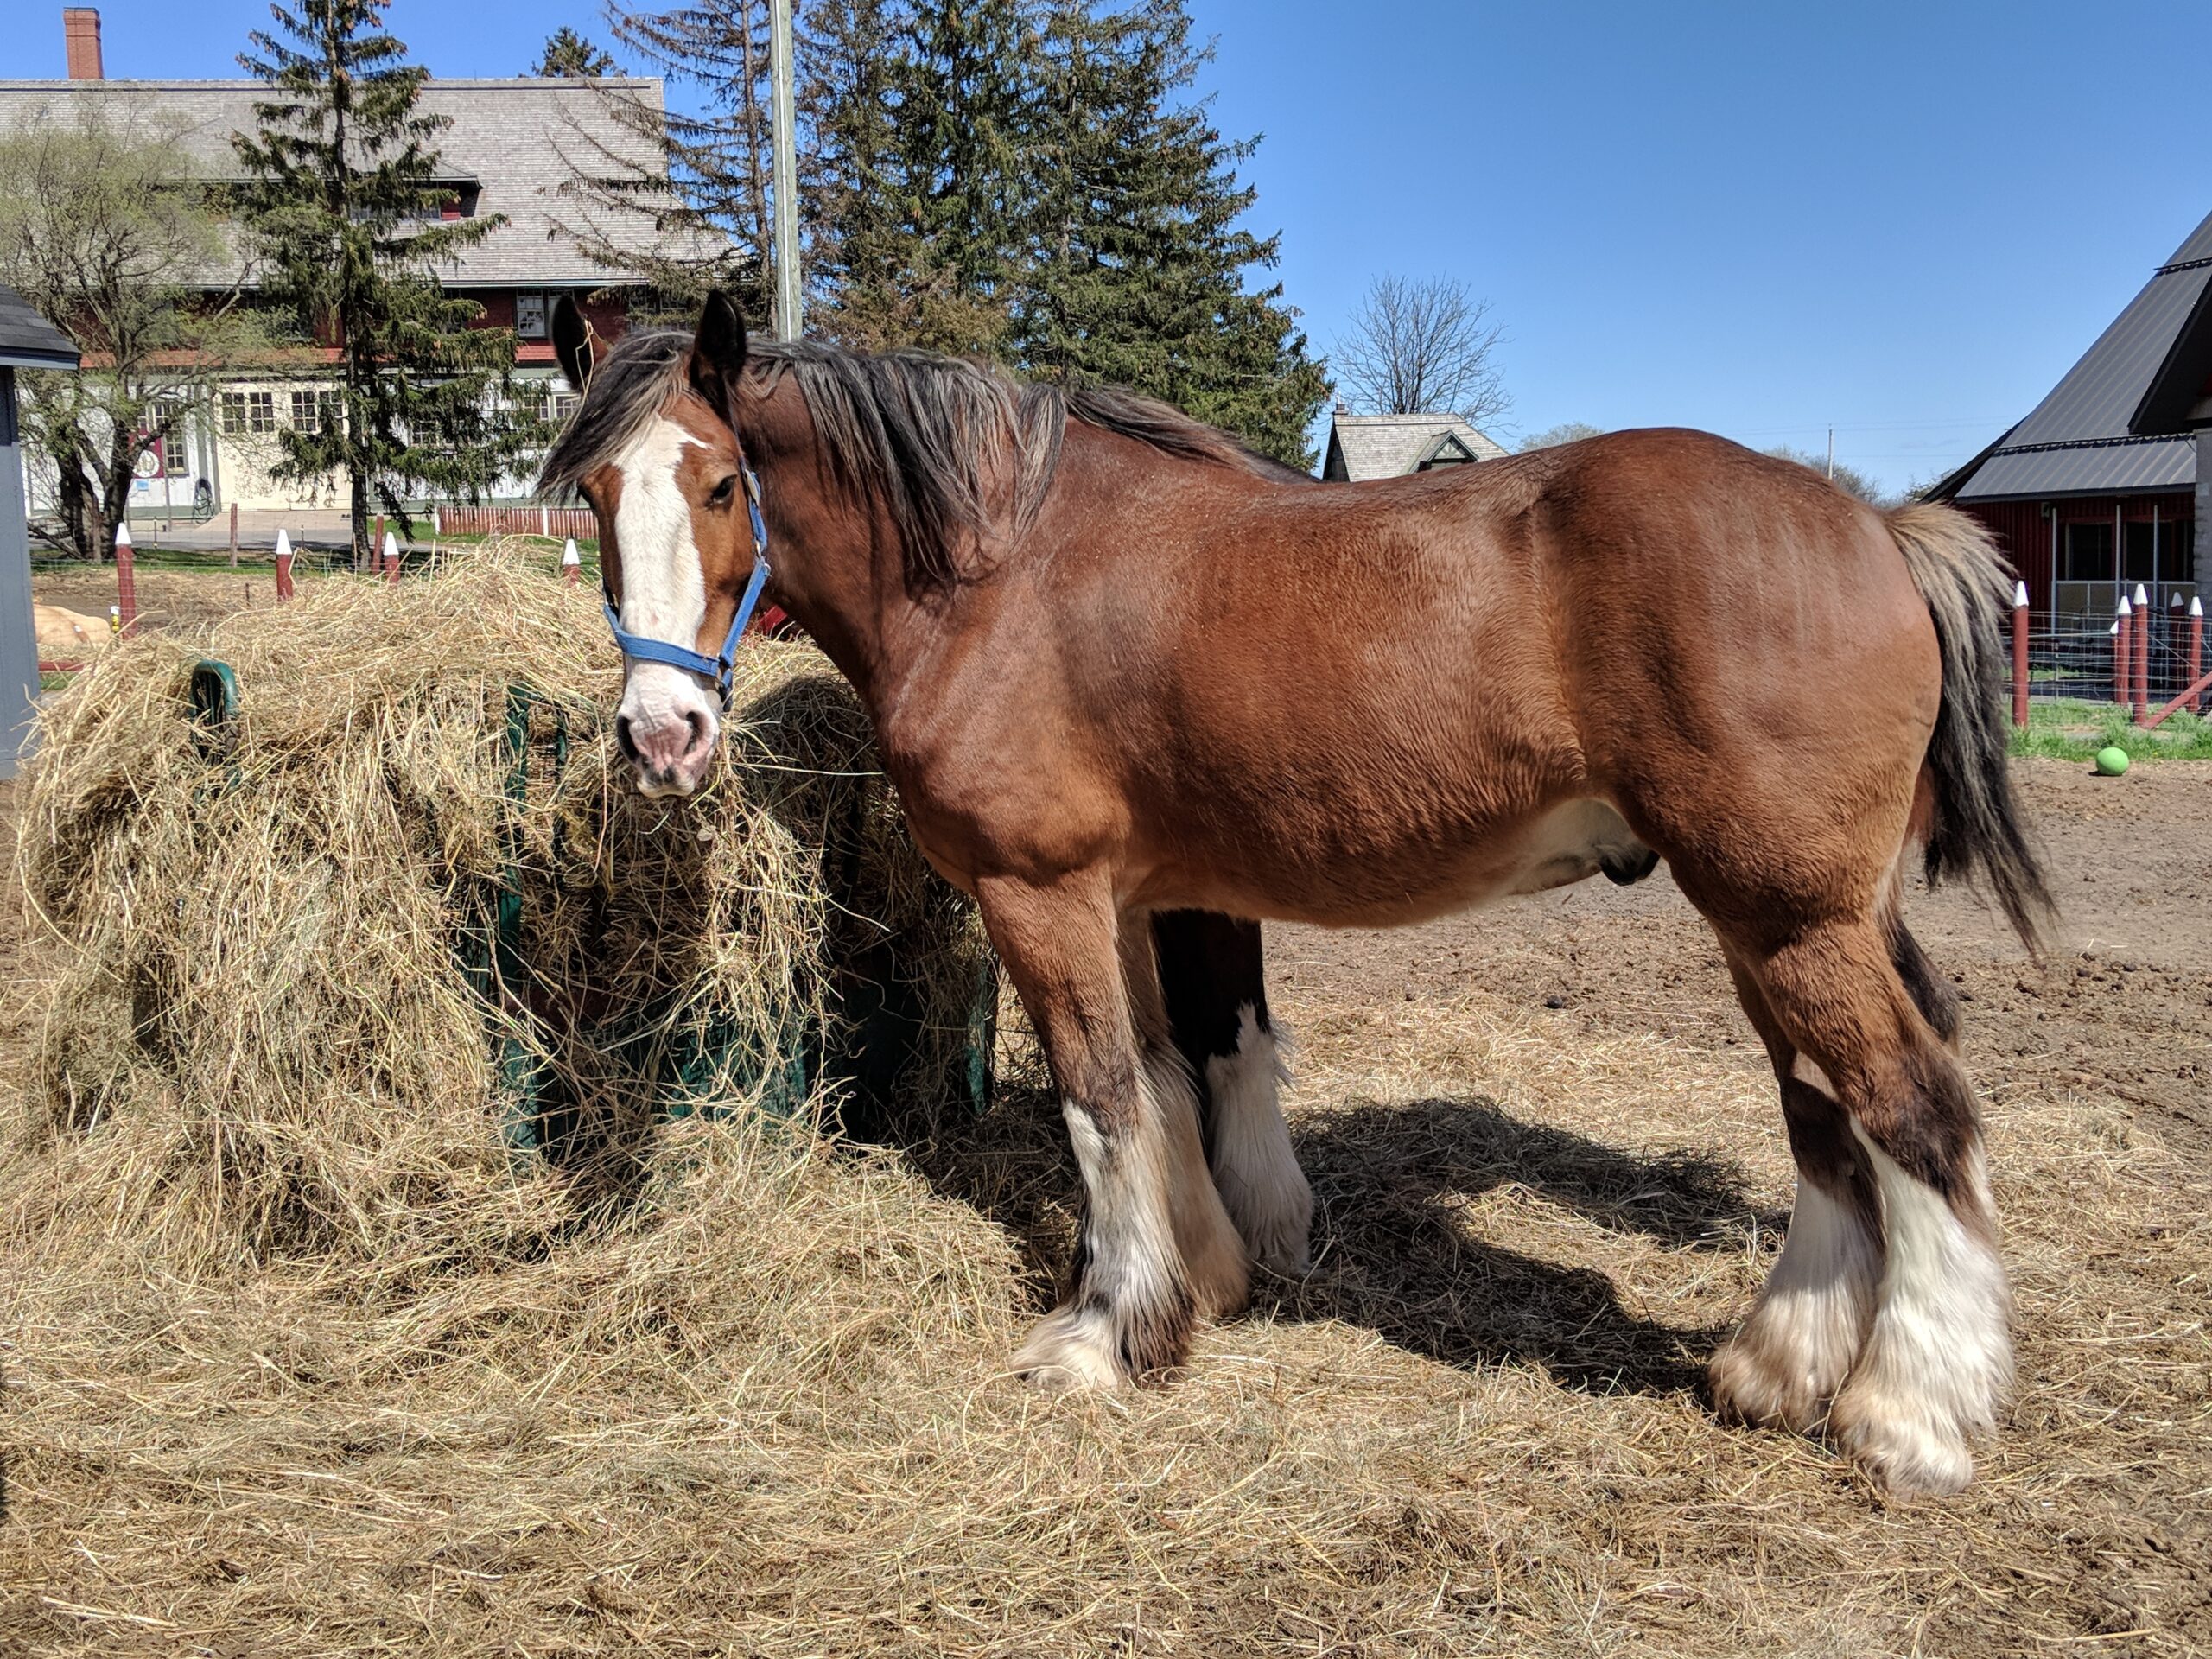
<box><xmin>1931</xmin><ymin>208</ymin><xmax>2209</xmax><ymax>659</ymax></box>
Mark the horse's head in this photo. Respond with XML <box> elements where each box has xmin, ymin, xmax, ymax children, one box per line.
<box><xmin>543</xmin><ymin>293</ymin><xmax>759</xmax><ymax>798</ymax></box>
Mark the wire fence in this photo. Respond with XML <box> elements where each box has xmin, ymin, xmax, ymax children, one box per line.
<box><xmin>2023</xmin><ymin>599</ymin><xmax>2209</xmax><ymax>724</ymax></box>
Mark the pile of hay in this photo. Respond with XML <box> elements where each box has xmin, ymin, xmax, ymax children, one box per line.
<box><xmin>9</xmin><ymin>550</ymin><xmax>989</xmax><ymax>1277</ymax></box>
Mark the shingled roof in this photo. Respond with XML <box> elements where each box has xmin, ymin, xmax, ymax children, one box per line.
<box><xmin>1936</xmin><ymin>207</ymin><xmax>2212</xmax><ymax>502</ymax></box>
<box><xmin>0</xmin><ymin>284</ymin><xmax>79</xmax><ymax>372</ymax></box>
<box><xmin>1321</xmin><ymin>412</ymin><xmax>1507</xmax><ymax>481</ymax></box>
<box><xmin>0</xmin><ymin>78</ymin><xmax>705</xmax><ymax>289</ymax></box>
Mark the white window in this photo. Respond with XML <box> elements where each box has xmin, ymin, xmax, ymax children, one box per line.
<box><xmin>515</xmin><ymin>293</ymin><xmax>549</xmax><ymax>340</ymax></box>
<box><xmin>222</xmin><ymin>391</ymin><xmax>275</xmax><ymax>435</ymax></box>
<box><xmin>289</xmin><ymin>390</ymin><xmax>341</xmax><ymax>435</ymax></box>
<box><xmin>536</xmin><ymin>382</ymin><xmax>578</xmax><ymax>423</ymax></box>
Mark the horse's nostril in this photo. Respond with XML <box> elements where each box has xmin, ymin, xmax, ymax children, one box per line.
<box><xmin>615</xmin><ymin>714</ymin><xmax>640</xmax><ymax>762</ymax></box>
<box><xmin>683</xmin><ymin>709</ymin><xmax>709</xmax><ymax>756</ymax></box>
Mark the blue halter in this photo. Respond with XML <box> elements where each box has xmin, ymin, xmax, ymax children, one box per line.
<box><xmin>602</xmin><ymin>461</ymin><xmax>773</xmax><ymax>708</ymax></box>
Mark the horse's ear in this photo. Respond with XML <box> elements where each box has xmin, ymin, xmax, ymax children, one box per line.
<box><xmin>552</xmin><ymin>296</ymin><xmax>595</xmax><ymax>393</ymax></box>
<box><xmin>689</xmin><ymin>289</ymin><xmax>749</xmax><ymax>427</ymax></box>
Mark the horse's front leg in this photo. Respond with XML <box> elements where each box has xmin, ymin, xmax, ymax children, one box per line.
<box><xmin>978</xmin><ymin>871</ymin><xmax>1250</xmax><ymax>1386</ymax></box>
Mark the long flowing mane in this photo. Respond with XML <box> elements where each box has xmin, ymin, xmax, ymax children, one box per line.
<box><xmin>539</xmin><ymin>330</ymin><xmax>1306</xmax><ymax>589</ymax></box>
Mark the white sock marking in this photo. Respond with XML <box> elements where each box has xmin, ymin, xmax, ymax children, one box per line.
<box><xmin>1834</xmin><ymin>1124</ymin><xmax>2012</xmax><ymax>1491</ymax></box>
<box><xmin>1203</xmin><ymin>1005</ymin><xmax>1311</xmax><ymax>1275</ymax></box>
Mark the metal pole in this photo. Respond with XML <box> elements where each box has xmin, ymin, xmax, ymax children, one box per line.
<box><xmin>2011</xmin><ymin>581</ymin><xmax>2030</xmax><ymax>729</ymax></box>
<box><xmin>0</xmin><ymin>366</ymin><xmax>42</xmax><ymax>779</ymax></box>
<box><xmin>770</xmin><ymin>0</ymin><xmax>802</xmax><ymax>342</ymax></box>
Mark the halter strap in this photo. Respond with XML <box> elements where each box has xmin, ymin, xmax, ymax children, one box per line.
<box><xmin>601</xmin><ymin>461</ymin><xmax>772</xmax><ymax>709</ymax></box>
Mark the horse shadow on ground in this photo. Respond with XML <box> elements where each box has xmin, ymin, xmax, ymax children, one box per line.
<box><xmin>895</xmin><ymin>1086</ymin><xmax>1785</xmax><ymax>1400</ymax></box>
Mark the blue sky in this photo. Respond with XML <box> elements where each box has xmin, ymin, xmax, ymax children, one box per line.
<box><xmin>13</xmin><ymin>1</ymin><xmax>2210</xmax><ymax>490</ymax></box>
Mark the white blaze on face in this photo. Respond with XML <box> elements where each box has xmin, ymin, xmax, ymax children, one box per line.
<box><xmin>611</xmin><ymin>415</ymin><xmax>721</xmax><ymax>794</ymax></box>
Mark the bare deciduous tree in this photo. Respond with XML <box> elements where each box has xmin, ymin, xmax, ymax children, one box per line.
<box><xmin>0</xmin><ymin>111</ymin><xmax>260</xmax><ymax>559</ymax></box>
<box><xmin>1516</xmin><ymin>421</ymin><xmax>1605</xmax><ymax>452</ymax></box>
<box><xmin>1763</xmin><ymin>444</ymin><xmax>1893</xmax><ymax>508</ymax></box>
<box><xmin>1333</xmin><ymin>274</ymin><xmax>1509</xmax><ymax>426</ymax></box>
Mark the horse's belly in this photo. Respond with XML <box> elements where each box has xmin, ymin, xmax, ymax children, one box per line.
<box><xmin>1488</xmin><ymin>798</ymin><xmax>1657</xmax><ymax>898</ymax></box>
<box><xmin>1161</xmin><ymin>797</ymin><xmax>1658</xmax><ymax>927</ymax></box>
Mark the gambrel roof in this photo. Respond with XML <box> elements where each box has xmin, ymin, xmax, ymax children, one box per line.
<box><xmin>0</xmin><ymin>77</ymin><xmax>708</xmax><ymax>289</ymax></box>
<box><xmin>1321</xmin><ymin>412</ymin><xmax>1508</xmax><ymax>481</ymax></box>
<box><xmin>1936</xmin><ymin>207</ymin><xmax>2212</xmax><ymax>502</ymax></box>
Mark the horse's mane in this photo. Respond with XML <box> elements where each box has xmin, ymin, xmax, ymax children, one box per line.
<box><xmin>538</xmin><ymin>329</ymin><xmax>1306</xmax><ymax>590</ymax></box>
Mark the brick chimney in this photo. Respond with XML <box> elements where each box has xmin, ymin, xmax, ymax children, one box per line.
<box><xmin>63</xmin><ymin>8</ymin><xmax>104</xmax><ymax>79</ymax></box>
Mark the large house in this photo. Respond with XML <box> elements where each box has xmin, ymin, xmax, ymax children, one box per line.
<box><xmin>1320</xmin><ymin>410</ymin><xmax>1508</xmax><ymax>481</ymax></box>
<box><xmin>1</xmin><ymin>8</ymin><xmax>695</xmax><ymax>516</ymax></box>
<box><xmin>1931</xmin><ymin>207</ymin><xmax>2209</xmax><ymax>628</ymax></box>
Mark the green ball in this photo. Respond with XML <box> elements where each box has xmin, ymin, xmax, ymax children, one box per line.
<box><xmin>2094</xmin><ymin>745</ymin><xmax>2131</xmax><ymax>776</ymax></box>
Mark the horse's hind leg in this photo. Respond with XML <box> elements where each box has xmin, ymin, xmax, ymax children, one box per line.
<box><xmin>979</xmin><ymin>874</ymin><xmax>1249</xmax><ymax>1387</ymax></box>
<box><xmin>1720</xmin><ymin>912</ymin><xmax>2011</xmax><ymax>1493</ymax></box>
<box><xmin>1708</xmin><ymin>950</ymin><xmax>1882</xmax><ymax>1435</ymax></box>
<box><xmin>1154</xmin><ymin>911</ymin><xmax>1311</xmax><ymax>1274</ymax></box>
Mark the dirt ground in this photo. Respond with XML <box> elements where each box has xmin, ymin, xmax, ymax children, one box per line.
<box><xmin>2</xmin><ymin>676</ymin><xmax>2207</xmax><ymax>1655</ymax></box>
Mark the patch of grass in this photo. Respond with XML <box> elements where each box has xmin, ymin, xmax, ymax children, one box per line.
<box><xmin>38</xmin><ymin>670</ymin><xmax>77</xmax><ymax>692</ymax></box>
<box><xmin>2011</xmin><ymin>696</ymin><xmax>2212</xmax><ymax>760</ymax></box>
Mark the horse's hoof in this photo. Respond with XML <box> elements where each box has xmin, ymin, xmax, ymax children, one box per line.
<box><xmin>1707</xmin><ymin>1334</ymin><xmax>1830</xmax><ymax>1436</ymax></box>
<box><xmin>1827</xmin><ymin>1387</ymin><xmax>1976</xmax><ymax>1496</ymax></box>
<box><xmin>1011</xmin><ymin>1307</ymin><xmax>1129</xmax><ymax>1390</ymax></box>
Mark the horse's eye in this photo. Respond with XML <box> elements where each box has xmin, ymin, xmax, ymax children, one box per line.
<box><xmin>707</xmin><ymin>475</ymin><xmax>737</xmax><ymax>507</ymax></box>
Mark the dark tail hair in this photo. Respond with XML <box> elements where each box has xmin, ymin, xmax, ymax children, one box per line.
<box><xmin>1885</xmin><ymin>503</ymin><xmax>2056</xmax><ymax>953</ymax></box>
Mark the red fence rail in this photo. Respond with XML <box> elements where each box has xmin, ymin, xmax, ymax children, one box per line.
<box><xmin>435</xmin><ymin>504</ymin><xmax>597</xmax><ymax>540</ymax></box>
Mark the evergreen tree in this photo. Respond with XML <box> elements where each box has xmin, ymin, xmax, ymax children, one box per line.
<box><xmin>1015</xmin><ymin>1</ymin><xmax>1328</xmax><ymax>467</ymax></box>
<box><xmin>235</xmin><ymin>0</ymin><xmax>542</xmax><ymax>559</ymax></box>
<box><xmin>804</xmin><ymin>0</ymin><xmax>1036</xmax><ymax>355</ymax></box>
<box><xmin>532</xmin><ymin>25</ymin><xmax>615</xmax><ymax>77</ymax></box>
<box><xmin>555</xmin><ymin>2</ymin><xmax>776</xmax><ymax>314</ymax></box>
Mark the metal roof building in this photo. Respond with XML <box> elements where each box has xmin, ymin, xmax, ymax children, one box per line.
<box><xmin>1931</xmin><ymin>207</ymin><xmax>2210</xmax><ymax>626</ymax></box>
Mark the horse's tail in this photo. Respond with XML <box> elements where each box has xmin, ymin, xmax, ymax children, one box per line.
<box><xmin>1885</xmin><ymin>501</ymin><xmax>2056</xmax><ymax>955</ymax></box>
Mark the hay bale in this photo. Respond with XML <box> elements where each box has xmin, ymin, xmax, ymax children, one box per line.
<box><xmin>9</xmin><ymin>548</ymin><xmax>990</xmax><ymax>1279</ymax></box>
<box><xmin>33</xmin><ymin>601</ymin><xmax>110</xmax><ymax>659</ymax></box>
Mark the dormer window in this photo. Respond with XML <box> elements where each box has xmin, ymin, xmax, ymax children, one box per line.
<box><xmin>1417</xmin><ymin>434</ymin><xmax>1477</xmax><ymax>471</ymax></box>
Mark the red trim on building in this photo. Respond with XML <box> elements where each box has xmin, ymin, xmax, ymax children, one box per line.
<box><xmin>1955</xmin><ymin>491</ymin><xmax>2195</xmax><ymax>612</ymax></box>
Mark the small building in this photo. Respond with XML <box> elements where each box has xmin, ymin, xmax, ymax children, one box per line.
<box><xmin>1931</xmin><ymin>207</ymin><xmax>2209</xmax><ymax>628</ymax></box>
<box><xmin>0</xmin><ymin>7</ymin><xmax>702</xmax><ymax>517</ymax></box>
<box><xmin>1320</xmin><ymin>410</ymin><xmax>1508</xmax><ymax>481</ymax></box>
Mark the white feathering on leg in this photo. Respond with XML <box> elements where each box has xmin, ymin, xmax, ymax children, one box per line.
<box><xmin>1828</xmin><ymin>1126</ymin><xmax>2012</xmax><ymax>1494</ymax></box>
<box><xmin>1203</xmin><ymin>1005</ymin><xmax>1312</xmax><ymax>1275</ymax></box>
<box><xmin>1710</xmin><ymin>1176</ymin><xmax>1880</xmax><ymax>1430</ymax></box>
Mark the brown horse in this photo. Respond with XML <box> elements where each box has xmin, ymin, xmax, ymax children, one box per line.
<box><xmin>541</xmin><ymin>294</ymin><xmax>2052</xmax><ymax>1496</ymax></box>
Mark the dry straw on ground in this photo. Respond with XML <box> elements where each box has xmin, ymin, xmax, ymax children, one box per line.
<box><xmin>0</xmin><ymin>561</ymin><xmax>2205</xmax><ymax>1656</ymax></box>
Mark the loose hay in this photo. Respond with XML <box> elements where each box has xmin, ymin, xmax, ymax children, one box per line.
<box><xmin>9</xmin><ymin>549</ymin><xmax>988</xmax><ymax>1276</ymax></box>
